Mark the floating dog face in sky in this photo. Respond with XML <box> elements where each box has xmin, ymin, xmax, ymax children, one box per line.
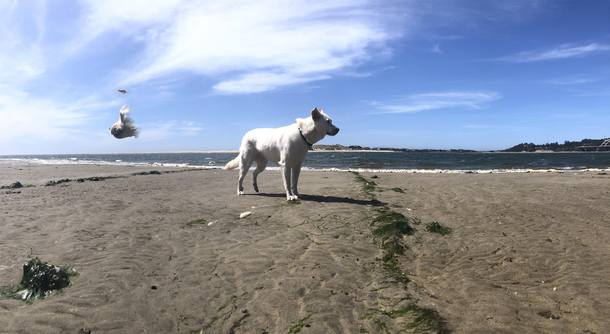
<box><xmin>109</xmin><ymin>105</ymin><xmax>138</xmax><ymax>139</ymax></box>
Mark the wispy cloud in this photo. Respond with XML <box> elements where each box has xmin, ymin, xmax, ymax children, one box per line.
<box><xmin>0</xmin><ymin>2</ymin><xmax>102</xmax><ymax>146</ymax></box>
<box><xmin>179</xmin><ymin>121</ymin><xmax>204</xmax><ymax>137</ymax></box>
<box><xmin>498</xmin><ymin>43</ymin><xmax>610</xmax><ymax>63</ymax></box>
<box><xmin>370</xmin><ymin>92</ymin><xmax>501</xmax><ymax>114</ymax></box>
<box><xmin>213</xmin><ymin>72</ymin><xmax>332</xmax><ymax>95</ymax></box>
<box><xmin>0</xmin><ymin>1</ymin><xmax>47</xmax><ymax>83</ymax></box>
<box><xmin>462</xmin><ymin>124</ymin><xmax>493</xmax><ymax>129</ymax></box>
<box><xmin>138</xmin><ymin>121</ymin><xmax>176</xmax><ymax>142</ymax></box>
<box><xmin>0</xmin><ymin>86</ymin><xmax>112</xmax><ymax>144</ymax></box>
<box><xmin>139</xmin><ymin>120</ymin><xmax>204</xmax><ymax>141</ymax></box>
<box><xmin>544</xmin><ymin>77</ymin><xmax>599</xmax><ymax>85</ymax></box>
<box><xmin>68</xmin><ymin>0</ymin><xmax>184</xmax><ymax>54</ymax></box>
<box><xmin>71</xmin><ymin>0</ymin><xmax>398</xmax><ymax>94</ymax></box>
<box><xmin>575</xmin><ymin>89</ymin><xmax>610</xmax><ymax>97</ymax></box>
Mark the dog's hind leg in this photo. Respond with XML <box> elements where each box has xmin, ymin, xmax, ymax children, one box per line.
<box><xmin>252</xmin><ymin>154</ymin><xmax>267</xmax><ymax>193</ymax></box>
<box><xmin>237</xmin><ymin>153</ymin><xmax>254</xmax><ymax>195</ymax></box>
<box><xmin>291</xmin><ymin>163</ymin><xmax>303</xmax><ymax>199</ymax></box>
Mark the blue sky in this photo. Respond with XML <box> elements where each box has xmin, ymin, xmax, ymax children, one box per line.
<box><xmin>1</xmin><ymin>0</ymin><xmax>609</xmax><ymax>154</ymax></box>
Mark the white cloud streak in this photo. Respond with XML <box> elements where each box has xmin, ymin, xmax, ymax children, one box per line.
<box><xmin>0</xmin><ymin>1</ymin><xmax>116</xmax><ymax>146</ymax></box>
<box><xmin>69</xmin><ymin>0</ymin><xmax>184</xmax><ymax>54</ymax></box>
<box><xmin>0</xmin><ymin>87</ymin><xmax>111</xmax><ymax>144</ymax></box>
<box><xmin>179</xmin><ymin>121</ymin><xmax>204</xmax><ymax>137</ymax></box>
<box><xmin>544</xmin><ymin>76</ymin><xmax>599</xmax><ymax>85</ymax></box>
<box><xmin>138</xmin><ymin>120</ymin><xmax>204</xmax><ymax>141</ymax></box>
<box><xmin>498</xmin><ymin>43</ymin><xmax>610</xmax><ymax>63</ymax></box>
<box><xmin>0</xmin><ymin>0</ymin><xmax>47</xmax><ymax>83</ymax></box>
<box><xmin>371</xmin><ymin>92</ymin><xmax>501</xmax><ymax>114</ymax></box>
<box><xmin>73</xmin><ymin>0</ymin><xmax>397</xmax><ymax>94</ymax></box>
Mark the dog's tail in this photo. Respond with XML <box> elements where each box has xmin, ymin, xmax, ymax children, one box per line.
<box><xmin>225</xmin><ymin>155</ymin><xmax>240</xmax><ymax>170</ymax></box>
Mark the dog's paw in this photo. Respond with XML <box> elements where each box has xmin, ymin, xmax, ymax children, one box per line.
<box><xmin>238</xmin><ymin>191</ymin><xmax>245</xmax><ymax>195</ymax></box>
<box><xmin>287</xmin><ymin>195</ymin><xmax>299</xmax><ymax>201</ymax></box>
<box><xmin>253</xmin><ymin>184</ymin><xmax>259</xmax><ymax>193</ymax></box>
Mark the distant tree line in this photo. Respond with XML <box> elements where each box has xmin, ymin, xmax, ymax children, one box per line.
<box><xmin>312</xmin><ymin>144</ymin><xmax>476</xmax><ymax>152</ymax></box>
<box><xmin>313</xmin><ymin>139</ymin><xmax>610</xmax><ymax>153</ymax></box>
<box><xmin>504</xmin><ymin>139</ymin><xmax>608</xmax><ymax>152</ymax></box>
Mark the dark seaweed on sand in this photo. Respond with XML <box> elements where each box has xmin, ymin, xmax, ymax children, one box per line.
<box><xmin>351</xmin><ymin>172</ymin><xmax>449</xmax><ymax>333</ymax></box>
<box><xmin>131</xmin><ymin>170</ymin><xmax>162</xmax><ymax>176</ymax></box>
<box><xmin>43</xmin><ymin>178</ymin><xmax>71</xmax><ymax>186</ymax></box>
<box><xmin>288</xmin><ymin>313</ymin><xmax>313</xmax><ymax>334</ymax></box>
<box><xmin>1</xmin><ymin>181</ymin><xmax>23</xmax><ymax>189</ymax></box>
<box><xmin>426</xmin><ymin>221</ymin><xmax>451</xmax><ymax>235</ymax></box>
<box><xmin>185</xmin><ymin>218</ymin><xmax>208</xmax><ymax>226</ymax></box>
<box><xmin>43</xmin><ymin>175</ymin><xmax>126</xmax><ymax>186</ymax></box>
<box><xmin>369</xmin><ymin>209</ymin><xmax>415</xmax><ymax>285</ymax></box>
<box><xmin>0</xmin><ymin>258</ymin><xmax>78</xmax><ymax>304</ymax></box>
<box><xmin>351</xmin><ymin>171</ymin><xmax>377</xmax><ymax>193</ymax></box>
<box><xmin>371</xmin><ymin>210</ymin><xmax>415</xmax><ymax>236</ymax></box>
<box><xmin>1</xmin><ymin>181</ymin><xmax>34</xmax><ymax>189</ymax></box>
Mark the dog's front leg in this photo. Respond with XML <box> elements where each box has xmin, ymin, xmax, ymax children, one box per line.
<box><xmin>281</xmin><ymin>164</ymin><xmax>297</xmax><ymax>201</ymax></box>
<box><xmin>291</xmin><ymin>163</ymin><xmax>303</xmax><ymax>199</ymax></box>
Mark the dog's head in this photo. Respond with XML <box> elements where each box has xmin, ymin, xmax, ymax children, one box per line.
<box><xmin>311</xmin><ymin>108</ymin><xmax>339</xmax><ymax>136</ymax></box>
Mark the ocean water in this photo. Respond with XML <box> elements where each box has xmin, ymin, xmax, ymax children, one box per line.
<box><xmin>2</xmin><ymin>151</ymin><xmax>610</xmax><ymax>173</ymax></box>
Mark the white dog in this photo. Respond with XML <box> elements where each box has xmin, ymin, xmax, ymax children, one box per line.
<box><xmin>225</xmin><ymin>108</ymin><xmax>339</xmax><ymax>201</ymax></box>
<box><xmin>109</xmin><ymin>105</ymin><xmax>138</xmax><ymax>139</ymax></box>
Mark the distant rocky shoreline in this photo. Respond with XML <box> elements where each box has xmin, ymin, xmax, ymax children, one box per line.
<box><xmin>312</xmin><ymin>144</ymin><xmax>477</xmax><ymax>153</ymax></box>
<box><xmin>313</xmin><ymin>139</ymin><xmax>610</xmax><ymax>153</ymax></box>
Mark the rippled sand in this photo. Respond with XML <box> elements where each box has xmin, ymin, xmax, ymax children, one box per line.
<box><xmin>1</xmin><ymin>164</ymin><xmax>609</xmax><ymax>333</ymax></box>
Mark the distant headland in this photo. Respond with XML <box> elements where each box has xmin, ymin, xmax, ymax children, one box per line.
<box><xmin>311</xmin><ymin>144</ymin><xmax>477</xmax><ymax>153</ymax></box>
<box><xmin>503</xmin><ymin>138</ymin><xmax>610</xmax><ymax>152</ymax></box>
<box><xmin>313</xmin><ymin>138</ymin><xmax>610</xmax><ymax>152</ymax></box>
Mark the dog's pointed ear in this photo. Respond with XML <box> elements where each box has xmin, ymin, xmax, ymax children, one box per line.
<box><xmin>311</xmin><ymin>108</ymin><xmax>321</xmax><ymax>121</ymax></box>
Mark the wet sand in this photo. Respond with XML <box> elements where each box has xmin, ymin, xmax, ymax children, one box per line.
<box><xmin>1</xmin><ymin>164</ymin><xmax>609</xmax><ymax>333</ymax></box>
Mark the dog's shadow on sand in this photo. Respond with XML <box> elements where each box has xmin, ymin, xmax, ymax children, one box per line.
<box><xmin>255</xmin><ymin>193</ymin><xmax>385</xmax><ymax>206</ymax></box>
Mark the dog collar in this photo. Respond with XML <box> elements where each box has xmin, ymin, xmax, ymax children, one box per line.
<box><xmin>297</xmin><ymin>127</ymin><xmax>313</xmax><ymax>150</ymax></box>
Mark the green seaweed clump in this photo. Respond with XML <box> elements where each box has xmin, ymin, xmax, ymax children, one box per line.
<box><xmin>371</xmin><ymin>209</ymin><xmax>414</xmax><ymax>284</ymax></box>
<box><xmin>0</xmin><ymin>258</ymin><xmax>77</xmax><ymax>303</ymax></box>
<box><xmin>351</xmin><ymin>171</ymin><xmax>377</xmax><ymax>193</ymax></box>
<box><xmin>373</xmin><ymin>210</ymin><xmax>407</xmax><ymax>224</ymax></box>
<box><xmin>132</xmin><ymin>170</ymin><xmax>163</xmax><ymax>176</ymax></box>
<box><xmin>75</xmin><ymin>176</ymin><xmax>111</xmax><ymax>182</ymax></box>
<box><xmin>1</xmin><ymin>181</ymin><xmax>24</xmax><ymax>189</ymax></box>
<box><xmin>405</xmin><ymin>305</ymin><xmax>449</xmax><ymax>333</ymax></box>
<box><xmin>186</xmin><ymin>218</ymin><xmax>208</xmax><ymax>226</ymax></box>
<box><xmin>372</xmin><ymin>220</ymin><xmax>415</xmax><ymax>236</ymax></box>
<box><xmin>426</xmin><ymin>221</ymin><xmax>451</xmax><ymax>235</ymax></box>
<box><xmin>288</xmin><ymin>314</ymin><xmax>313</xmax><ymax>334</ymax></box>
<box><xmin>43</xmin><ymin>178</ymin><xmax>71</xmax><ymax>186</ymax></box>
<box><xmin>367</xmin><ymin>304</ymin><xmax>449</xmax><ymax>334</ymax></box>
<box><xmin>372</xmin><ymin>210</ymin><xmax>415</xmax><ymax>237</ymax></box>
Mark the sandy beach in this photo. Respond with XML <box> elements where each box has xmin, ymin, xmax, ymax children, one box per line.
<box><xmin>1</xmin><ymin>164</ymin><xmax>610</xmax><ymax>333</ymax></box>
